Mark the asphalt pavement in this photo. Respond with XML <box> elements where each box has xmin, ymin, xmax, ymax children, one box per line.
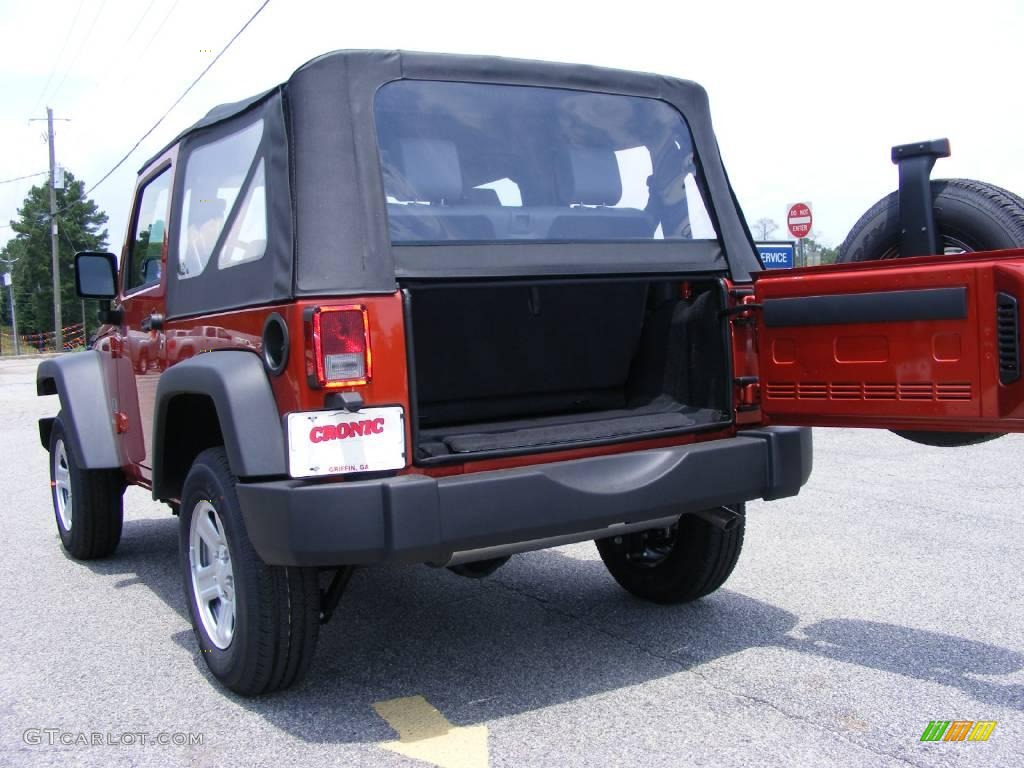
<box><xmin>1</xmin><ymin>355</ymin><xmax>1022</xmax><ymax>767</ymax></box>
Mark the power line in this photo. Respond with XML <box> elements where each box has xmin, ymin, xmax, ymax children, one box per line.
<box><xmin>60</xmin><ymin>222</ymin><xmax>80</xmax><ymax>252</ymax></box>
<box><xmin>1</xmin><ymin>171</ymin><xmax>47</xmax><ymax>229</ymax></box>
<box><xmin>79</xmin><ymin>0</ymin><xmax>271</xmax><ymax>200</ymax></box>
<box><xmin>122</xmin><ymin>0</ymin><xmax>161</xmax><ymax>48</ymax></box>
<box><xmin>30</xmin><ymin>0</ymin><xmax>85</xmax><ymax>114</ymax></box>
<box><xmin>0</xmin><ymin>171</ymin><xmax>47</xmax><ymax>186</ymax></box>
<box><xmin>6</xmin><ymin>0</ymin><xmax>270</xmax><ymax>232</ymax></box>
<box><xmin>49</xmin><ymin>0</ymin><xmax>110</xmax><ymax>105</ymax></box>
<box><xmin>135</xmin><ymin>0</ymin><xmax>183</xmax><ymax>67</ymax></box>
<box><xmin>72</xmin><ymin>0</ymin><xmax>168</xmax><ymax>111</ymax></box>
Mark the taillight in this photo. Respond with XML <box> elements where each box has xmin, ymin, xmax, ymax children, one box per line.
<box><xmin>310</xmin><ymin>305</ymin><xmax>371</xmax><ymax>387</ymax></box>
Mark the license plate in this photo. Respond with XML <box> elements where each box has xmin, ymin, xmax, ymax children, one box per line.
<box><xmin>286</xmin><ymin>407</ymin><xmax>406</xmax><ymax>478</ymax></box>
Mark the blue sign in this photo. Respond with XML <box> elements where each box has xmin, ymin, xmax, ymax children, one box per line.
<box><xmin>756</xmin><ymin>242</ymin><xmax>796</xmax><ymax>269</ymax></box>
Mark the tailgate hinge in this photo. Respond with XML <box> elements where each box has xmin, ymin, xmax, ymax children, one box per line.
<box><xmin>721</xmin><ymin>295</ymin><xmax>763</xmax><ymax>325</ymax></box>
<box><xmin>734</xmin><ymin>376</ymin><xmax>761</xmax><ymax>412</ymax></box>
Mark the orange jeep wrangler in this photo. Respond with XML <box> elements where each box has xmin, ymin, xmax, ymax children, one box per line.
<box><xmin>37</xmin><ymin>50</ymin><xmax>1024</xmax><ymax>696</ymax></box>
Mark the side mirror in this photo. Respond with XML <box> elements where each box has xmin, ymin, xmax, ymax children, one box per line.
<box><xmin>74</xmin><ymin>252</ymin><xmax>117</xmax><ymax>299</ymax></box>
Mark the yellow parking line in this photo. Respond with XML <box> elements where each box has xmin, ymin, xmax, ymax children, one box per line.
<box><xmin>373</xmin><ymin>695</ymin><xmax>490</xmax><ymax>768</ymax></box>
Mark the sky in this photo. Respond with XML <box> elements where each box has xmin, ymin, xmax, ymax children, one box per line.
<box><xmin>1</xmin><ymin>0</ymin><xmax>1022</xmax><ymax>254</ymax></box>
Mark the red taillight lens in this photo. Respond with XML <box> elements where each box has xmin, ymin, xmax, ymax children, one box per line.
<box><xmin>311</xmin><ymin>305</ymin><xmax>371</xmax><ymax>387</ymax></box>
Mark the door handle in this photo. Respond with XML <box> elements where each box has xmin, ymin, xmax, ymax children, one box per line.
<box><xmin>141</xmin><ymin>313</ymin><xmax>164</xmax><ymax>332</ymax></box>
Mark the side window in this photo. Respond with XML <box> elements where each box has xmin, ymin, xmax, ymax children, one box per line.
<box><xmin>177</xmin><ymin>120</ymin><xmax>263</xmax><ymax>279</ymax></box>
<box><xmin>126</xmin><ymin>167</ymin><xmax>171</xmax><ymax>292</ymax></box>
<box><xmin>217</xmin><ymin>159</ymin><xmax>267</xmax><ymax>269</ymax></box>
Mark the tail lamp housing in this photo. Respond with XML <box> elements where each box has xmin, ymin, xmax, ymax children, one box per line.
<box><xmin>307</xmin><ymin>305</ymin><xmax>372</xmax><ymax>388</ymax></box>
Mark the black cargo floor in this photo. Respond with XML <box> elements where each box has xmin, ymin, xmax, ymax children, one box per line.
<box><xmin>416</xmin><ymin>398</ymin><xmax>725</xmax><ymax>458</ymax></box>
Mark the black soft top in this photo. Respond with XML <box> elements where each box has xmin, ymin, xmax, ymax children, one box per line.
<box><xmin>141</xmin><ymin>89</ymin><xmax>275</xmax><ymax>170</ymax></box>
<box><xmin>149</xmin><ymin>50</ymin><xmax>761</xmax><ymax>318</ymax></box>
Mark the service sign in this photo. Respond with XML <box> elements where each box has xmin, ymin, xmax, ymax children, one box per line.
<box><xmin>287</xmin><ymin>407</ymin><xmax>406</xmax><ymax>478</ymax></box>
<box><xmin>756</xmin><ymin>241</ymin><xmax>796</xmax><ymax>269</ymax></box>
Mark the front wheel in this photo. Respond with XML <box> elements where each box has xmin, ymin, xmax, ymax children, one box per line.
<box><xmin>596</xmin><ymin>505</ymin><xmax>745</xmax><ymax>604</ymax></box>
<box><xmin>48</xmin><ymin>414</ymin><xmax>124</xmax><ymax>559</ymax></box>
<box><xmin>179</xmin><ymin>447</ymin><xmax>320</xmax><ymax>696</ymax></box>
<box><xmin>839</xmin><ymin>178</ymin><xmax>1024</xmax><ymax>448</ymax></box>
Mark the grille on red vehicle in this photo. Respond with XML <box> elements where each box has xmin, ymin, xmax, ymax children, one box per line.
<box><xmin>997</xmin><ymin>292</ymin><xmax>1020</xmax><ymax>385</ymax></box>
<box><xmin>765</xmin><ymin>381</ymin><xmax>973</xmax><ymax>401</ymax></box>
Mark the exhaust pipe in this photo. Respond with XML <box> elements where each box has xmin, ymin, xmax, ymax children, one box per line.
<box><xmin>693</xmin><ymin>505</ymin><xmax>742</xmax><ymax>531</ymax></box>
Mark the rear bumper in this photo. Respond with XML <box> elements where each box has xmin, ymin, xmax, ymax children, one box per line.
<box><xmin>236</xmin><ymin>426</ymin><xmax>812</xmax><ymax>566</ymax></box>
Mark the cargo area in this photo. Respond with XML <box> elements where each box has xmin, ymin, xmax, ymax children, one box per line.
<box><xmin>405</xmin><ymin>279</ymin><xmax>732</xmax><ymax>462</ymax></box>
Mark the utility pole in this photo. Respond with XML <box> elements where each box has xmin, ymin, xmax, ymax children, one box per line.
<box><xmin>46</xmin><ymin>107</ymin><xmax>61</xmax><ymax>351</ymax></box>
<box><xmin>0</xmin><ymin>262</ymin><xmax>20</xmax><ymax>356</ymax></box>
<box><xmin>30</xmin><ymin>108</ymin><xmax>71</xmax><ymax>352</ymax></box>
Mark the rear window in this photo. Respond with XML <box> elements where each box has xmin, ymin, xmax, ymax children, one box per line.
<box><xmin>374</xmin><ymin>80</ymin><xmax>717</xmax><ymax>244</ymax></box>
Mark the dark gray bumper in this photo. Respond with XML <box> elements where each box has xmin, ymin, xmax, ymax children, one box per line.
<box><xmin>236</xmin><ymin>426</ymin><xmax>812</xmax><ymax>566</ymax></box>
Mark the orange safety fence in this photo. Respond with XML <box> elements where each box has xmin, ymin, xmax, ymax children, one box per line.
<box><xmin>2</xmin><ymin>323</ymin><xmax>87</xmax><ymax>354</ymax></box>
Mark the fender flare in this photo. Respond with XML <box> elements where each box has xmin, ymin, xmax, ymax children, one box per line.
<box><xmin>152</xmin><ymin>351</ymin><xmax>287</xmax><ymax>499</ymax></box>
<box><xmin>36</xmin><ymin>351</ymin><xmax>122</xmax><ymax>469</ymax></box>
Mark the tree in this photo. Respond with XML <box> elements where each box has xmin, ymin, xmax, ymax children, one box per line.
<box><xmin>798</xmin><ymin>234</ymin><xmax>839</xmax><ymax>266</ymax></box>
<box><xmin>818</xmin><ymin>244</ymin><xmax>839</xmax><ymax>265</ymax></box>
<box><xmin>3</xmin><ymin>171</ymin><xmax>108</xmax><ymax>340</ymax></box>
<box><xmin>752</xmin><ymin>217</ymin><xmax>778</xmax><ymax>240</ymax></box>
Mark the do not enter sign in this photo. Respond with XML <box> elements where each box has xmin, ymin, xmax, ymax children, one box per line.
<box><xmin>787</xmin><ymin>203</ymin><xmax>812</xmax><ymax>239</ymax></box>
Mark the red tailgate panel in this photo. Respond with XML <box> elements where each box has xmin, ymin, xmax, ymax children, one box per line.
<box><xmin>753</xmin><ymin>249</ymin><xmax>1024</xmax><ymax>432</ymax></box>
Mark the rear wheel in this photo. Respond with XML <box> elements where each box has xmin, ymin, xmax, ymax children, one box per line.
<box><xmin>596</xmin><ymin>505</ymin><xmax>745</xmax><ymax>604</ymax></box>
<box><xmin>839</xmin><ymin>179</ymin><xmax>1024</xmax><ymax>448</ymax></box>
<box><xmin>179</xmin><ymin>447</ymin><xmax>319</xmax><ymax>696</ymax></box>
<box><xmin>48</xmin><ymin>414</ymin><xmax>124</xmax><ymax>559</ymax></box>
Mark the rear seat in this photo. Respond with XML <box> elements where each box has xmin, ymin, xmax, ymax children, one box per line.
<box><xmin>548</xmin><ymin>147</ymin><xmax>653</xmax><ymax>239</ymax></box>
<box><xmin>385</xmin><ymin>138</ymin><xmax>497</xmax><ymax>241</ymax></box>
<box><xmin>384</xmin><ymin>140</ymin><xmax>653</xmax><ymax>241</ymax></box>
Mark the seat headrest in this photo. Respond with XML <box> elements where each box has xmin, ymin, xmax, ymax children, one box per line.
<box><xmin>464</xmin><ymin>187</ymin><xmax>502</xmax><ymax>206</ymax></box>
<box><xmin>399</xmin><ymin>139</ymin><xmax>462</xmax><ymax>203</ymax></box>
<box><xmin>567</xmin><ymin>147</ymin><xmax>622</xmax><ymax>206</ymax></box>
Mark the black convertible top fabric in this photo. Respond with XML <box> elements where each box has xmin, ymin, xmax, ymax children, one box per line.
<box><xmin>140</xmin><ymin>50</ymin><xmax>762</xmax><ymax>304</ymax></box>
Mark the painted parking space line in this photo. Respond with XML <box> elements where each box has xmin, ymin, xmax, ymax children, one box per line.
<box><xmin>373</xmin><ymin>695</ymin><xmax>490</xmax><ymax>768</ymax></box>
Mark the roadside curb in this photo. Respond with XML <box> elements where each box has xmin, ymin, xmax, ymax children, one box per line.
<box><xmin>0</xmin><ymin>352</ymin><xmax>65</xmax><ymax>361</ymax></box>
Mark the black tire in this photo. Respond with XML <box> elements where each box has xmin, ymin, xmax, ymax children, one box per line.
<box><xmin>179</xmin><ymin>447</ymin><xmax>319</xmax><ymax>696</ymax></box>
<box><xmin>838</xmin><ymin>178</ymin><xmax>1024</xmax><ymax>264</ymax></box>
<box><xmin>839</xmin><ymin>178</ymin><xmax>1024</xmax><ymax>448</ymax></box>
<box><xmin>595</xmin><ymin>505</ymin><xmax>745</xmax><ymax>604</ymax></box>
<box><xmin>48</xmin><ymin>413</ymin><xmax>124</xmax><ymax>559</ymax></box>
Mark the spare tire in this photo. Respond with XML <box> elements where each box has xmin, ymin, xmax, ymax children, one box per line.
<box><xmin>839</xmin><ymin>179</ymin><xmax>1024</xmax><ymax>263</ymax></box>
<box><xmin>839</xmin><ymin>178</ymin><xmax>1024</xmax><ymax>447</ymax></box>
